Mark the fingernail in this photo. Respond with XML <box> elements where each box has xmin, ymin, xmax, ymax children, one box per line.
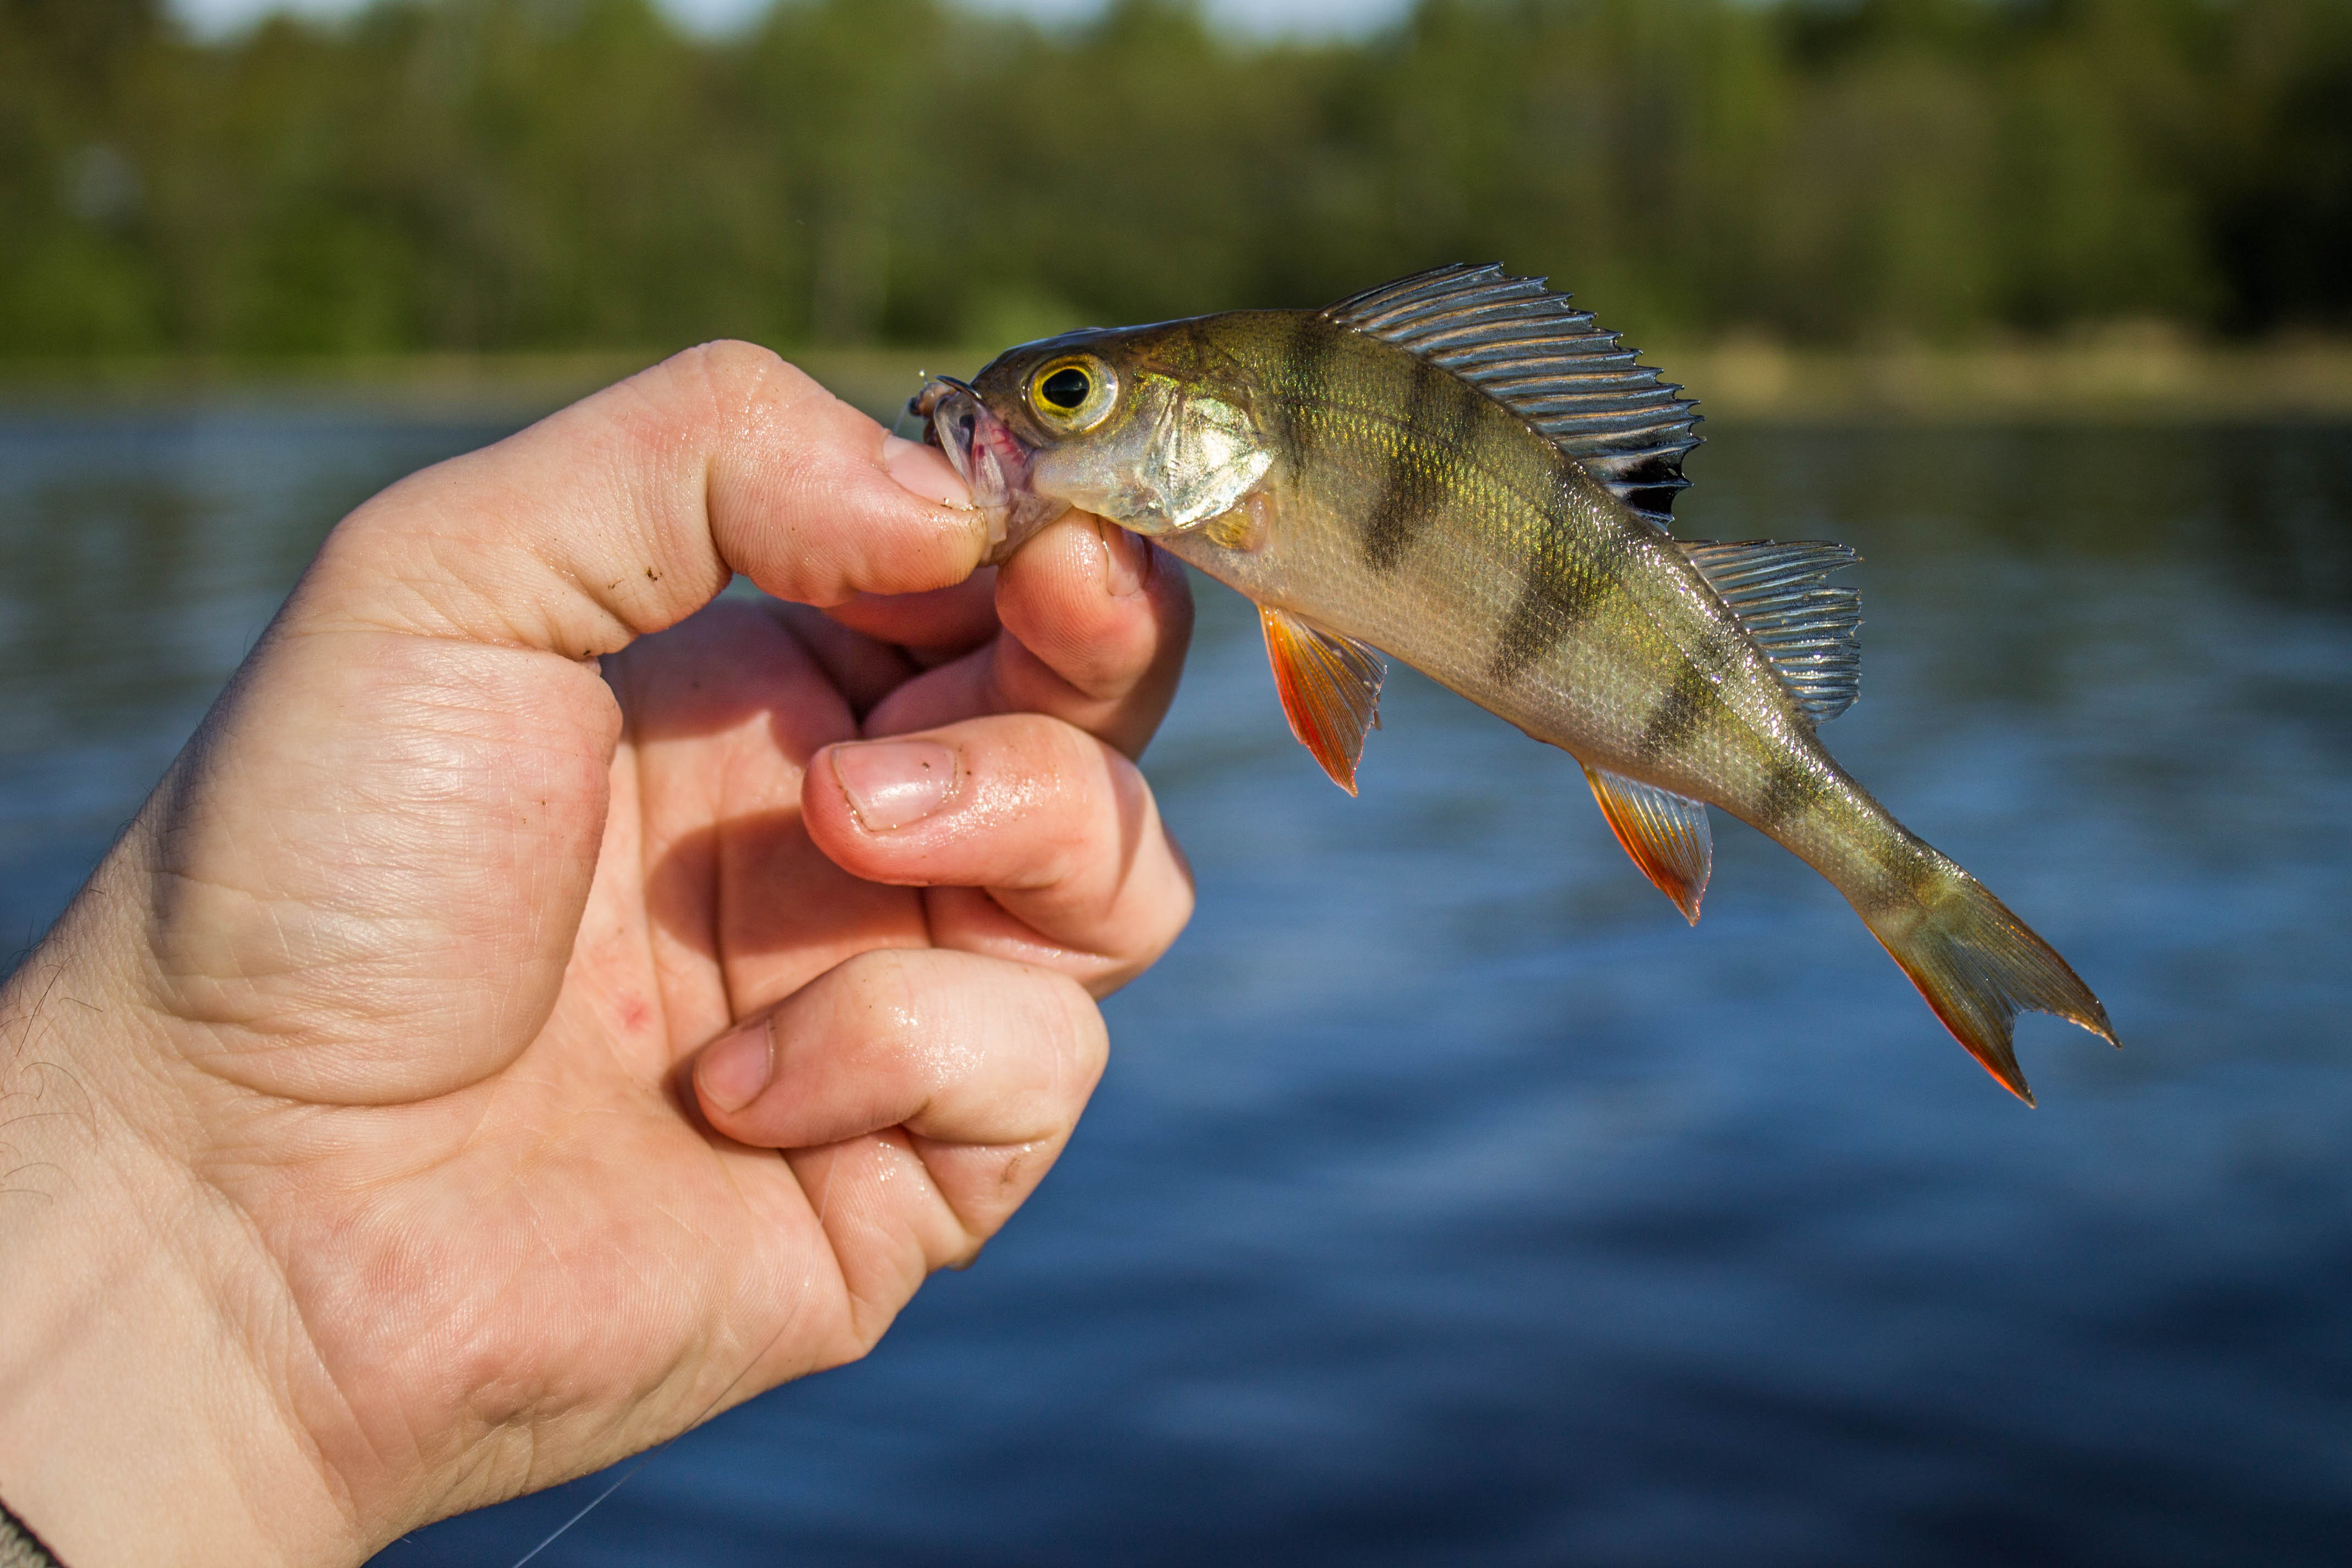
<box><xmin>698</xmin><ymin>1017</ymin><xmax>773</xmax><ymax>1113</ymax></box>
<box><xmin>1099</xmin><ymin>517</ymin><xmax>1147</xmax><ymax>598</ymax></box>
<box><xmin>882</xmin><ymin>434</ymin><xmax>971</xmax><ymax>509</ymax></box>
<box><xmin>831</xmin><ymin>739</ymin><xmax>958</xmax><ymax>831</ymax></box>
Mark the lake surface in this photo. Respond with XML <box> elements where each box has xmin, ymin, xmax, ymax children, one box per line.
<box><xmin>4</xmin><ymin>401</ymin><xmax>2348</xmax><ymax>1567</ymax></box>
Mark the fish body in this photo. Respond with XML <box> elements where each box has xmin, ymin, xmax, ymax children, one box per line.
<box><xmin>915</xmin><ymin>265</ymin><xmax>2114</xmax><ymax>1101</ymax></box>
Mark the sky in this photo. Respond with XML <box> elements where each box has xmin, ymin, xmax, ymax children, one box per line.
<box><xmin>168</xmin><ymin>0</ymin><xmax>1419</xmax><ymax>42</ymax></box>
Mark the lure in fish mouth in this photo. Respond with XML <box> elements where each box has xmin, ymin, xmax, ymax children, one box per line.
<box><xmin>914</xmin><ymin>264</ymin><xmax>2118</xmax><ymax>1104</ymax></box>
<box><xmin>911</xmin><ymin>374</ymin><xmax>1071</xmax><ymax>563</ymax></box>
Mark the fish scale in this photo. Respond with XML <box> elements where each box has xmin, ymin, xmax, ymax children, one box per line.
<box><xmin>1201</xmin><ymin>318</ymin><xmax>1771</xmax><ymax>800</ymax></box>
<box><xmin>914</xmin><ymin>263</ymin><xmax>2117</xmax><ymax>1104</ymax></box>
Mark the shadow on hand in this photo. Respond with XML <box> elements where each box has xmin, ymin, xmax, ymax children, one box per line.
<box><xmin>617</xmin><ymin>599</ymin><xmax>932</xmax><ymax>980</ymax></box>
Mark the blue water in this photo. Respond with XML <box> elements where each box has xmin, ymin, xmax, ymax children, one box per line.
<box><xmin>4</xmin><ymin>405</ymin><xmax>2349</xmax><ymax>1566</ymax></box>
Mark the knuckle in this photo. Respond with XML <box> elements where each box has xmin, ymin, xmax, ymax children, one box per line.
<box><xmin>1046</xmin><ymin>972</ymin><xmax>1110</xmax><ymax>1091</ymax></box>
<box><xmin>1025</xmin><ymin>729</ymin><xmax>1110</xmax><ymax>883</ymax></box>
<box><xmin>1131</xmin><ymin>874</ymin><xmax>1196</xmax><ymax>968</ymax></box>
<box><xmin>678</xmin><ymin>339</ymin><xmax>806</xmax><ymax>411</ymax></box>
<box><xmin>966</xmin><ymin>712</ymin><xmax>1096</xmax><ymax>816</ymax></box>
<box><xmin>832</xmin><ymin>947</ymin><xmax>930</xmax><ymax>1060</ymax></box>
<box><xmin>982</xmin><ymin>707</ymin><xmax>1077</xmax><ymax>761</ymax></box>
<box><xmin>660</xmin><ymin>341</ymin><xmax>827</xmax><ymax>467</ymax></box>
<box><xmin>605</xmin><ymin>341</ymin><xmax>810</xmax><ymax>485</ymax></box>
<box><xmin>818</xmin><ymin>1333</ymin><xmax>879</xmax><ymax>1375</ymax></box>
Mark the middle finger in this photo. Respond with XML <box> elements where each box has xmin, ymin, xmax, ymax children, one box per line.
<box><xmin>802</xmin><ymin>712</ymin><xmax>1195</xmax><ymax>997</ymax></box>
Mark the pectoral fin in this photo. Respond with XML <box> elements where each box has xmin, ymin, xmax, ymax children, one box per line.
<box><xmin>1583</xmin><ymin>766</ymin><xmax>1713</xmax><ymax>924</ymax></box>
<box><xmin>1260</xmin><ymin>606</ymin><xmax>1385</xmax><ymax>796</ymax></box>
<box><xmin>1202</xmin><ymin>493</ymin><xmax>1270</xmax><ymax>552</ymax></box>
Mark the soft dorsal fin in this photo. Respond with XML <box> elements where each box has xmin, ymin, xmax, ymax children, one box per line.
<box><xmin>1260</xmin><ymin>606</ymin><xmax>1385</xmax><ymax>796</ymax></box>
<box><xmin>1582</xmin><ymin>765</ymin><xmax>1713</xmax><ymax>924</ymax></box>
<box><xmin>1321</xmin><ymin>263</ymin><xmax>1702</xmax><ymax>529</ymax></box>
<box><xmin>1677</xmin><ymin>539</ymin><xmax>1863</xmax><ymax>725</ymax></box>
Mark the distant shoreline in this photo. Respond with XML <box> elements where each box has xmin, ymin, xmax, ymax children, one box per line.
<box><xmin>7</xmin><ymin>340</ymin><xmax>2352</xmax><ymax>426</ymax></box>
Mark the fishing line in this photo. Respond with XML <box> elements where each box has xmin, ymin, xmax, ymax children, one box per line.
<box><xmin>505</xmin><ymin>1462</ymin><xmax>649</xmax><ymax>1568</ymax></box>
<box><xmin>503</xmin><ymin>1150</ymin><xmax>839</xmax><ymax>1568</ymax></box>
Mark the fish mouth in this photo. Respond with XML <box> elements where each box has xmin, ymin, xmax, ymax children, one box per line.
<box><xmin>910</xmin><ymin>376</ymin><xmax>1070</xmax><ymax>563</ymax></box>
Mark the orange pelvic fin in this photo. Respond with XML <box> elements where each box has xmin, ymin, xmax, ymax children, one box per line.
<box><xmin>1582</xmin><ymin>765</ymin><xmax>1713</xmax><ymax>925</ymax></box>
<box><xmin>1863</xmin><ymin>871</ymin><xmax>2119</xmax><ymax>1107</ymax></box>
<box><xmin>1260</xmin><ymin>605</ymin><xmax>1385</xmax><ymax>795</ymax></box>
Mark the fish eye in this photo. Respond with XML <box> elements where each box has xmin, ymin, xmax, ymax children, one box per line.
<box><xmin>1039</xmin><ymin>367</ymin><xmax>1091</xmax><ymax>410</ymax></box>
<box><xmin>1027</xmin><ymin>356</ymin><xmax>1115</xmax><ymax>429</ymax></box>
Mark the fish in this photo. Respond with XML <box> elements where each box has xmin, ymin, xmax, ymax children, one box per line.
<box><xmin>911</xmin><ymin>263</ymin><xmax>2116</xmax><ymax>1103</ymax></box>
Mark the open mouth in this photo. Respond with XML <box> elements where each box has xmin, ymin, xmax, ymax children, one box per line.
<box><xmin>910</xmin><ymin>377</ymin><xmax>1069</xmax><ymax>562</ymax></box>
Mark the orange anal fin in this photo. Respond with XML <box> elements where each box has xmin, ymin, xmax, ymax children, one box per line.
<box><xmin>1582</xmin><ymin>765</ymin><xmax>1713</xmax><ymax>925</ymax></box>
<box><xmin>1260</xmin><ymin>606</ymin><xmax>1385</xmax><ymax>796</ymax></box>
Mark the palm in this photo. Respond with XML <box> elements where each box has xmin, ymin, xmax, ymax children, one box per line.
<box><xmin>217</xmin><ymin>605</ymin><xmax>878</xmax><ymax>1530</ymax></box>
<box><xmin>156</xmin><ymin>551</ymin><xmax>1175</xmax><ymax>1547</ymax></box>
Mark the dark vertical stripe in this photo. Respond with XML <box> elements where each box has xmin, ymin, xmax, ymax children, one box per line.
<box><xmin>1634</xmin><ymin>663</ymin><xmax>1718</xmax><ymax>765</ymax></box>
<box><xmin>1274</xmin><ymin>312</ymin><xmax>1338</xmax><ymax>476</ymax></box>
<box><xmin>1892</xmin><ymin>845</ymin><xmax>1945</xmax><ymax>900</ymax></box>
<box><xmin>1490</xmin><ymin>527</ymin><xmax>1611</xmax><ymax>684</ymax></box>
<box><xmin>1361</xmin><ymin>357</ymin><xmax>1478</xmax><ymax>572</ymax></box>
<box><xmin>1751</xmin><ymin>760</ymin><xmax>1823</xmax><ymax>833</ymax></box>
<box><xmin>1177</xmin><ymin>318</ymin><xmax>1218</xmax><ymax>363</ymax></box>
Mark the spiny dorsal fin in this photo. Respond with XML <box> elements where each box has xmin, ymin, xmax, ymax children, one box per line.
<box><xmin>1582</xmin><ymin>766</ymin><xmax>1713</xmax><ymax>924</ymax></box>
<box><xmin>1677</xmin><ymin>539</ymin><xmax>1863</xmax><ymax>725</ymax></box>
<box><xmin>1260</xmin><ymin>605</ymin><xmax>1385</xmax><ymax>796</ymax></box>
<box><xmin>1321</xmin><ymin>263</ymin><xmax>1702</xmax><ymax>530</ymax></box>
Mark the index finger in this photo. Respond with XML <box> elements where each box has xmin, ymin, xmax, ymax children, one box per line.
<box><xmin>863</xmin><ymin>511</ymin><xmax>1195</xmax><ymax>759</ymax></box>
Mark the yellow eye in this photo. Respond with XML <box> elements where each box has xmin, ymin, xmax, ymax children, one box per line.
<box><xmin>1028</xmin><ymin>356</ymin><xmax>1114</xmax><ymax>429</ymax></box>
<box><xmin>1039</xmin><ymin>366</ymin><xmax>1091</xmax><ymax>410</ymax></box>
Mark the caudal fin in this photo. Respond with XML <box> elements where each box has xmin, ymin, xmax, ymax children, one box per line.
<box><xmin>1862</xmin><ymin>872</ymin><xmax>2116</xmax><ymax>1106</ymax></box>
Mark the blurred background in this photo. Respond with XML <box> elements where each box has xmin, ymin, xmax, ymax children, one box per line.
<box><xmin>7</xmin><ymin>0</ymin><xmax>2352</xmax><ymax>363</ymax></box>
<box><xmin>4</xmin><ymin>2</ymin><xmax>2351</xmax><ymax>1565</ymax></box>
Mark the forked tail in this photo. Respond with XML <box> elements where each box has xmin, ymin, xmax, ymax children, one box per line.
<box><xmin>1858</xmin><ymin>867</ymin><xmax>2116</xmax><ymax>1106</ymax></box>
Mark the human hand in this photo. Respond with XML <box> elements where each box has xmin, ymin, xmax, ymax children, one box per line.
<box><xmin>0</xmin><ymin>344</ymin><xmax>1195</xmax><ymax>1566</ymax></box>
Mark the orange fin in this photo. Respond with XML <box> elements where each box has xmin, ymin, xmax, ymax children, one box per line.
<box><xmin>1582</xmin><ymin>765</ymin><xmax>1713</xmax><ymax>924</ymax></box>
<box><xmin>1861</xmin><ymin>869</ymin><xmax>2119</xmax><ymax>1108</ymax></box>
<box><xmin>1260</xmin><ymin>606</ymin><xmax>1385</xmax><ymax>795</ymax></box>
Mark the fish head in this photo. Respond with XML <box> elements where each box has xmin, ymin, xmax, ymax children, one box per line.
<box><xmin>914</xmin><ymin>322</ymin><xmax>1273</xmax><ymax>557</ymax></box>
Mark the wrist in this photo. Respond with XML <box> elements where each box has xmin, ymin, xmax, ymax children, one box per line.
<box><xmin>0</xmin><ymin>935</ymin><xmax>360</xmax><ymax>1568</ymax></box>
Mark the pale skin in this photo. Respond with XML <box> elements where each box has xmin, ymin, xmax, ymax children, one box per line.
<box><xmin>0</xmin><ymin>342</ymin><xmax>1197</xmax><ymax>1566</ymax></box>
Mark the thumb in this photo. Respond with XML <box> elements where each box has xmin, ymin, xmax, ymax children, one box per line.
<box><xmin>297</xmin><ymin>340</ymin><xmax>982</xmax><ymax>655</ymax></box>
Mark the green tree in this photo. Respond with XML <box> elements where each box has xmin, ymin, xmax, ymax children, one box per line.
<box><xmin>1</xmin><ymin>0</ymin><xmax>2348</xmax><ymax>358</ymax></box>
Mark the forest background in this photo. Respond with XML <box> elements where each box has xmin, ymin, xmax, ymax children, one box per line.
<box><xmin>4</xmin><ymin>0</ymin><xmax>2351</xmax><ymax>409</ymax></box>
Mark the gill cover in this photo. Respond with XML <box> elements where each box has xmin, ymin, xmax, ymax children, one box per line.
<box><xmin>1026</xmin><ymin>375</ymin><xmax>1273</xmax><ymax>536</ymax></box>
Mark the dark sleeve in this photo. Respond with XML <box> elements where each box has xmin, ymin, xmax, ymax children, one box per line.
<box><xmin>0</xmin><ymin>1490</ymin><xmax>64</xmax><ymax>1568</ymax></box>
